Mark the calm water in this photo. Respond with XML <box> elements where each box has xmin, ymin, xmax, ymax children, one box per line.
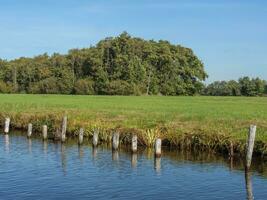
<box><xmin>1</xmin><ymin>134</ymin><xmax>267</xmax><ymax>200</ymax></box>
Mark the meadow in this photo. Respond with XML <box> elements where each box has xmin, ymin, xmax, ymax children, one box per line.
<box><xmin>1</xmin><ymin>94</ymin><xmax>267</xmax><ymax>154</ymax></box>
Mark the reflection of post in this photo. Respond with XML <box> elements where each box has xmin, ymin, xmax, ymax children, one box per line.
<box><xmin>112</xmin><ymin>150</ymin><xmax>119</xmax><ymax>161</ymax></box>
<box><xmin>92</xmin><ymin>147</ymin><xmax>98</xmax><ymax>159</ymax></box>
<box><xmin>245</xmin><ymin>171</ymin><xmax>254</xmax><ymax>200</ymax></box>
<box><xmin>131</xmin><ymin>153</ymin><xmax>137</xmax><ymax>168</ymax></box>
<box><xmin>229</xmin><ymin>156</ymin><xmax>233</xmax><ymax>171</ymax></box>
<box><xmin>43</xmin><ymin>140</ymin><xmax>48</xmax><ymax>155</ymax></box>
<box><xmin>78</xmin><ymin>146</ymin><xmax>84</xmax><ymax>163</ymax></box>
<box><xmin>4</xmin><ymin>134</ymin><xmax>9</xmax><ymax>152</ymax></box>
<box><xmin>28</xmin><ymin>138</ymin><xmax>32</xmax><ymax>153</ymax></box>
<box><xmin>154</xmin><ymin>157</ymin><xmax>161</xmax><ymax>173</ymax></box>
<box><xmin>61</xmin><ymin>143</ymin><xmax>67</xmax><ymax>174</ymax></box>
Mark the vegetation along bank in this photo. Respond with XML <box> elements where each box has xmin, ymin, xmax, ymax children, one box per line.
<box><xmin>1</xmin><ymin>94</ymin><xmax>267</xmax><ymax>156</ymax></box>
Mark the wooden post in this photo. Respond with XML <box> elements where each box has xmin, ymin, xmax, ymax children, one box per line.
<box><xmin>61</xmin><ymin>116</ymin><xmax>67</xmax><ymax>142</ymax></box>
<box><xmin>27</xmin><ymin>123</ymin><xmax>32</xmax><ymax>138</ymax></box>
<box><xmin>246</xmin><ymin>125</ymin><xmax>256</xmax><ymax>170</ymax></box>
<box><xmin>78</xmin><ymin>128</ymin><xmax>84</xmax><ymax>145</ymax></box>
<box><xmin>92</xmin><ymin>129</ymin><xmax>99</xmax><ymax>147</ymax></box>
<box><xmin>42</xmin><ymin>125</ymin><xmax>48</xmax><ymax>140</ymax></box>
<box><xmin>132</xmin><ymin>135</ymin><xmax>138</xmax><ymax>153</ymax></box>
<box><xmin>112</xmin><ymin>132</ymin><xmax>120</xmax><ymax>150</ymax></box>
<box><xmin>4</xmin><ymin>117</ymin><xmax>10</xmax><ymax>134</ymax></box>
<box><xmin>154</xmin><ymin>138</ymin><xmax>162</xmax><ymax>157</ymax></box>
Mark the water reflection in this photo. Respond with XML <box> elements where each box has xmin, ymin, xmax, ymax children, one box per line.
<box><xmin>245</xmin><ymin>171</ymin><xmax>254</xmax><ymax>200</ymax></box>
<box><xmin>61</xmin><ymin>143</ymin><xmax>67</xmax><ymax>175</ymax></box>
<box><xmin>154</xmin><ymin>157</ymin><xmax>161</xmax><ymax>174</ymax></box>
<box><xmin>112</xmin><ymin>150</ymin><xmax>119</xmax><ymax>161</ymax></box>
<box><xmin>28</xmin><ymin>138</ymin><xmax>32</xmax><ymax>153</ymax></box>
<box><xmin>92</xmin><ymin>147</ymin><xmax>98</xmax><ymax>159</ymax></box>
<box><xmin>131</xmin><ymin>153</ymin><xmax>137</xmax><ymax>168</ymax></box>
<box><xmin>78</xmin><ymin>146</ymin><xmax>84</xmax><ymax>164</ymax></box>
<box><xmin>4</xmin><ymin>134</ymin><xmax>9</xmax><ymax>153</ymax></box>
<box><xmin>43</xmin><ymin>140</ymin><xmax>48</xmax><ymax>155</ymax></box>
<box><xmin>2</xmin><ymin>133</ymin><xmax>267</xmax><ymax>200</ymax></box>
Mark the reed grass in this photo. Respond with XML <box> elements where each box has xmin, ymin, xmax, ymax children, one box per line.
<box><xmin>1</xmin><ymin>94</ymin><xmax>267</xmax><ymax>155</ymax></box>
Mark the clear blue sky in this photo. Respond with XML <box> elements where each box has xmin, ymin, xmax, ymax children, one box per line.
<box><xmin>0</xmin><ymin>0</ymin><xmax>266</xmax><ymax>82</ymax></box>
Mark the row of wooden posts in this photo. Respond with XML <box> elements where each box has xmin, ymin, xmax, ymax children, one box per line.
<box><xmin>3</xmin><ymin>116</ymin><xmax>162</xmax><ymax>157</ymax></box>
<box><xmin>3</xmin><ymin>117</ymin><xmax>257</xmax><ymax>168</ymax></box>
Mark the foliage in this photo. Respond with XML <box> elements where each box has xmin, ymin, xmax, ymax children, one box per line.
<box><xmin>0</xmin><ymin>33</ymin><xmax>207</xmax><ymax>95</ymax></box>
<box><xmin>205</xmin><ymin>77</ymin><xmax>267</xmax><ymax>96</ymax></box>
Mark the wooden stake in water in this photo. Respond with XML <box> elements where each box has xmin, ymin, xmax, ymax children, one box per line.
<box><xmin>246</xmin><ymin>125</ymin><xmax>256</xmax><ymax>170</ymax></box>
<box><xmin>27</xmin><ymin>123</ymin><xmax>32</xmax><ymax>138</ymax></box>
<box><xmin>42</xmin><ymin>125</ymin><xmax>48</xmax><ymax>140</ymax></box>
<box><xmin>61</xmin><ymin>116</ymin><xmax>67</xmax><ymax>142</ymax></box>
<box><xmin>92</xmin><ymin>130</ymin><xmax>99</xmax><ymax>147</ymax></box>
<box><xmin>112</xmin><ymin>132</ymin><xmax>120</xmax><ymax>150</ymax></box>
<box><xmin>154</xmin><ymin>138</ymin><xmax>162</xmax><ymax>157</ymax></box>
<box><xmin>4</xmin><ymin>117</ymin><xmax>10</xmax><ymax>134</ymax></box>
<box><xmin>132</xmin><ymin>135</ymin><xmax>138</xmax><ymax>153</ymax></box>
<box><xmin>78</xmin><ymin>128</ymin><xmax>84</xmax><ymax>145</ymax></box>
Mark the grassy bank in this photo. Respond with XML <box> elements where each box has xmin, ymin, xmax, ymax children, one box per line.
<box><xmin>1</xmin><ymin>94</ymin><xmax>267</xmax><ymax>155</ymax></box>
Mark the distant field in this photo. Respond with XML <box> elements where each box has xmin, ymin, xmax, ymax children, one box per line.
<box><xmin>0</xmin><ymin>94</ymin><xmax>267</xmax><ymax>142</ymax></box>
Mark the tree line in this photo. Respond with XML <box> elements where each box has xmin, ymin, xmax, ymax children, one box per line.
<box><xmin>204</xmin><ymin>77</ymin><xmax>267</xmax><ymax>96</ymax></box>
<box><xmin>0</xmin><ymin>32</ymin><xmax>266</xmax><ymax>96</ymax></box>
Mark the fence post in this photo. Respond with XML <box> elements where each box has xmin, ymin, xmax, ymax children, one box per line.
<box><xmin>42</xmin><ymin>125</ymin><xmax>48</xmax><ymax>140</ymax></box>
<box><xmin>92</xmin><ymin>129</ymin><xmax>99</xmax><ymax>147</ymax></box>
<box><xmin>4</xmin><ymin>117</ymin><xmax>10</xmax><ymax>134</ymax></box>
<box><xmin>132</xmin><ymin>135</ymin><xmax>138</xmax><ymax>153</ymax></box>
<box><xmin>246</xmin><ymin>125</ymin><xmax>256</xmax><ymax>170</ymax></box>
<box><xmin>61</xmin><ymin>116</ymin><xmax>67</xmax><ymax>142</ymax></box>
<box><xmin>112</xmin><ymin>132</ymin><xmax>120</xmax><ymax>150</ymax></box>
<box><xmin>154</xmin><ymin>138</ymin><xmax>162</xmax><ymax>157</ymax></box>
<box><xmin>78</xmin><ymin>128</ymin><xmax>84</xmax><ymax>145</ymax></box>
<box><xmin>27</xmin><ymin>123</ymin><xmax>32</xmax><ymax>138</ymax></box>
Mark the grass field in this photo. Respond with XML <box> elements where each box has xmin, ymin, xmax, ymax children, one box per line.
<box><xmin>1</xmin><ymin>94</ymin><xmax>267</xmax><ymax>153</ymax></box>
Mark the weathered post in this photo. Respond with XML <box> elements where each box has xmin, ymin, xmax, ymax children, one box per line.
<box><xmin>132</xmin><ymin>135</ymin><xmax>138</xmax><ymax>153</ymax></box>
<box><xmin>112</xmin><ymin>132</ymin><xmax>120</xmax><ymax>150</ymax></box>
<box><xmin>246</xmin><ymin>125</ymin><xmax>256</xmax><ymax>170</ymax></box>
<box><xmin>27</xmin><ymin>123</ymin><xmax>32</xmax><ymax>138</ymax></box>
<box><xmin>61</xmin><ymin>116</ymin><xmax>67</xmax><ymax>142</ymax></box>
<box><xmin>78</xmin><ymin>128</ymin><xmax>84</xmax><ymax>145</ymax></box>
<box><xmin>92</xmin><ymin>129</ymin><xmax>99</xmax><ymax>147</ymax></box>
<box><xmin>42</xmin><ymin>125</ymin><xmax>48</xmax><ymax>140</ymax></box>
<box><xmin>4</xmin><ymin>117</ymin><xmax>10</xmax><ymax>134</ymax></box>
<box><xmin>154</xmin><ymin>138</ymin><xmax>162</xmax><ymax>157</ymax></box>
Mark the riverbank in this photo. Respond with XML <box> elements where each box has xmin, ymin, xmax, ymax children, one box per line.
<box><xmin>1</xmin><ymin>94</ymin><xmax>267</xmax><ymax>155</ymax></box>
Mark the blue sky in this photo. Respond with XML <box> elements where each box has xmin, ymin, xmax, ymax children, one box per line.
<box><xmin>0</xmin><ymin>0</ymin><xmax>266</xmax><ymax>82</ymax></box>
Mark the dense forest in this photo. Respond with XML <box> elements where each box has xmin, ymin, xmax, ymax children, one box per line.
<box><xmin>0</xmin><ymin>32</ymin><xmax>266</xmax><ymax>96</ymax></box>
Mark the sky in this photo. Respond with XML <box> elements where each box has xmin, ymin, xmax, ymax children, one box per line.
<box><xmin>0</xmin><ymin>0</ymin><xmax>266</xmax><ymax>82</ymax></box>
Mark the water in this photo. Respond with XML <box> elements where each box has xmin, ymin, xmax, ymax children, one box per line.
<box><xmin>1</xmin><ymin>133</ymin><xmax>267</xmax><ymax>200</ymax></box>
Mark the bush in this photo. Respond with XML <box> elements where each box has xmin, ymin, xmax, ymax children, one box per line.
<box><xmin>74</xmin><ymin>79</ymin><xmax>95</xmax><ymax>95</ymax></box>
<box><xmin>0</xmin><ymin>81</ymin><xmax>13</xmax><ymax>93</ymax></box>
<box><xmin>106</xmin><ymin>80</ymin><xmax>133</xmax><ymax>95</ymax></box>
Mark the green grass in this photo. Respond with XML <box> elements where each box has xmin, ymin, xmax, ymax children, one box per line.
<box><xmin>1</xmin><ymin>94</ymin><xmax>267</xmax><ymax>153</ymax></box>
